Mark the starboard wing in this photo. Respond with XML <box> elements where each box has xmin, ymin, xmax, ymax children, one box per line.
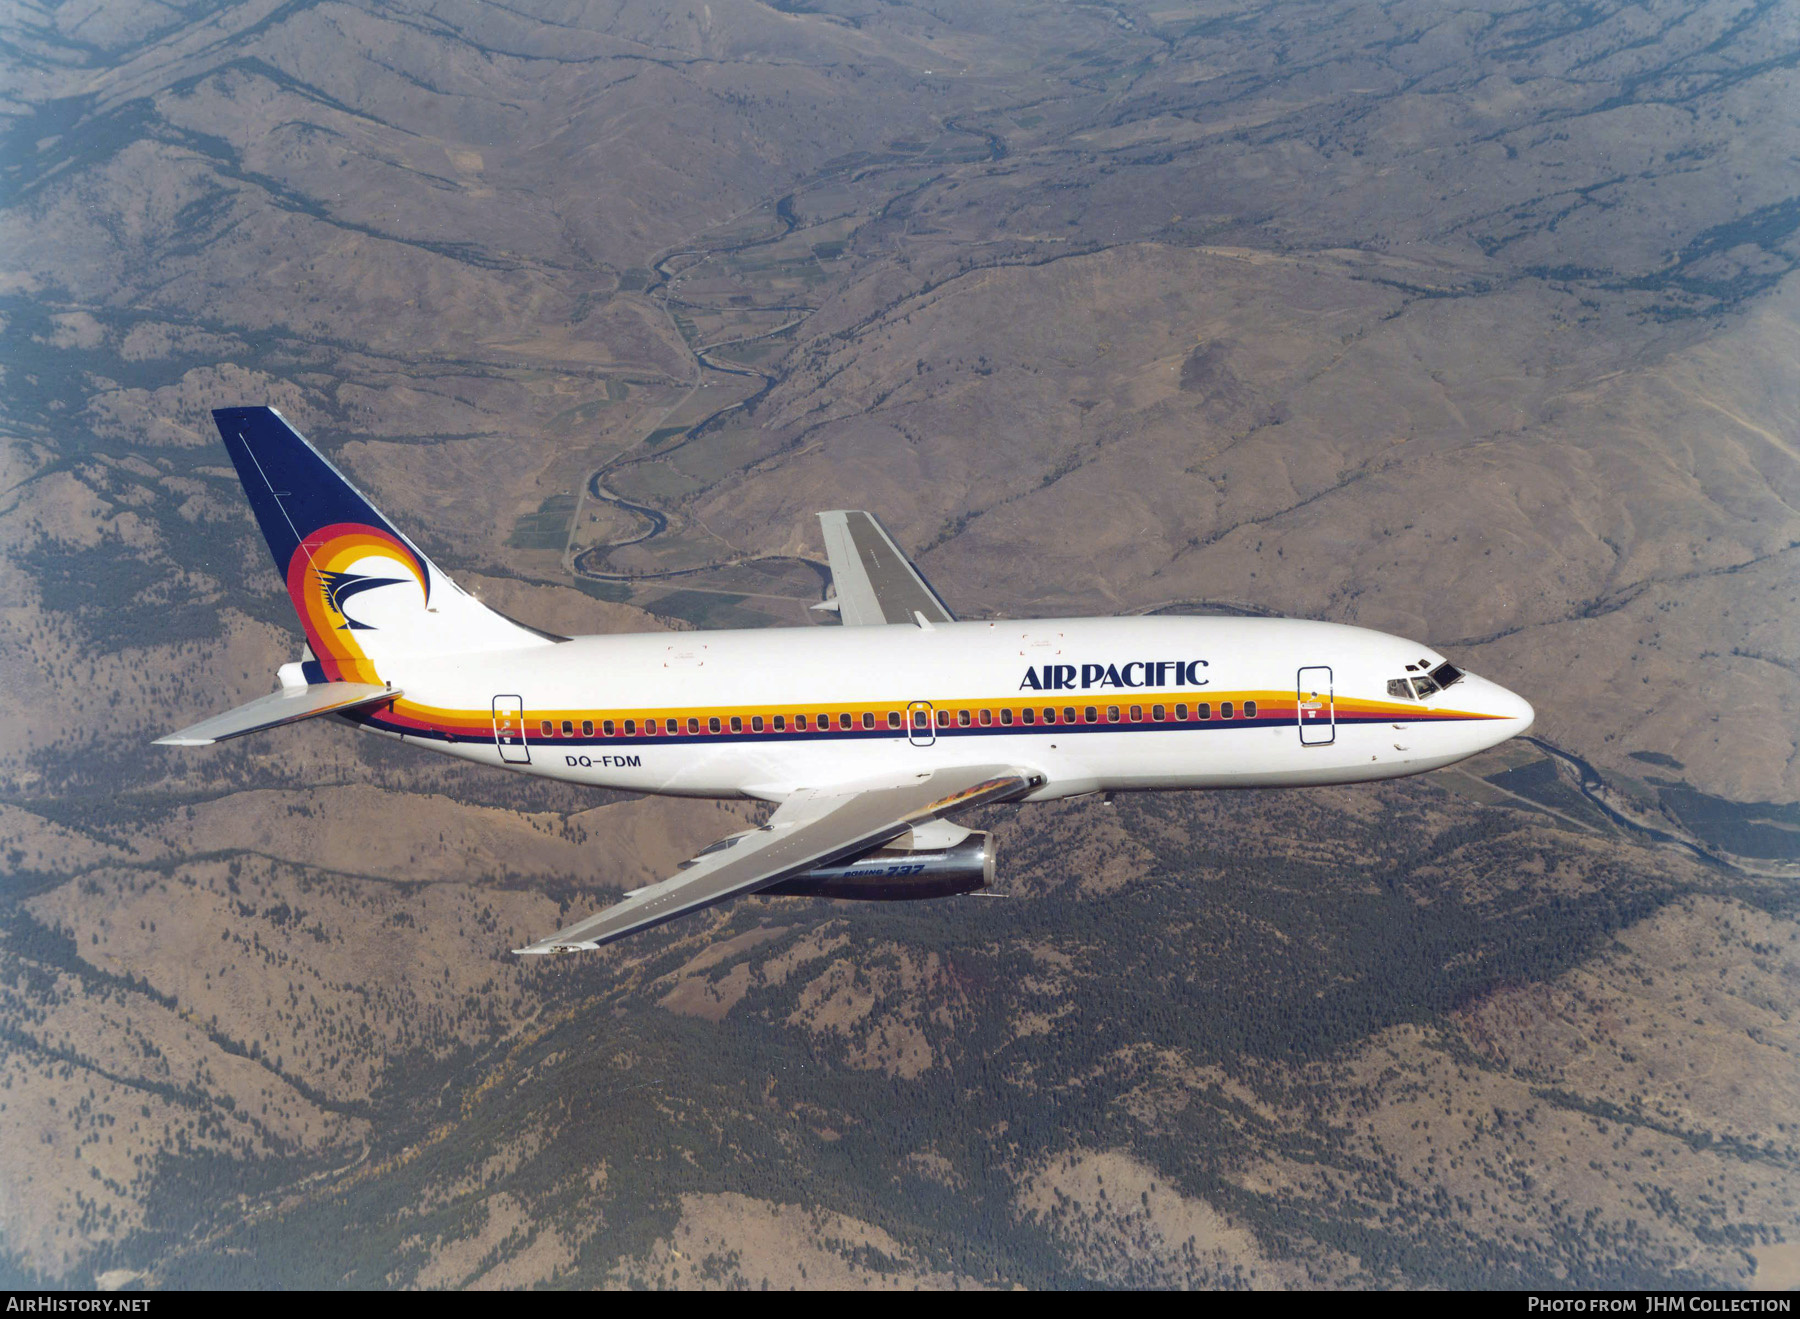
<box><xmin>817</xmin><ymin>510</ymin><xmax>956</xmax><ymax>626</ymax></box>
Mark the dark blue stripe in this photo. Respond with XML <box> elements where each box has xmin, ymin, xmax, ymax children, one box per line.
<box><xmin>349</xmin><ymin>709</ymin><xmax>1491</xmax><ymax>748</ymax></box>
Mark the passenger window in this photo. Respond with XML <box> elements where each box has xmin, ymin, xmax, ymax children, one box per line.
<box><xmin>1197</xmin><ymin>703</ymin><xmax>1211</xmax><ymax>720</ymax></box>
<box><xmin>1022</xmin><ymin>708</ymin><xmax>1036</xmax><ymax>725</ymax></box>
<box><xmin>730</xmin><ymin>716</ymin><xmax>742</xmax><ymax>733</ymax></box>
<box><xmin>600</xmin><ymin>720</ymin><xmax>613</xmax><ymax>736</ymax></box>
<box><xmin>1064</xmin><ymin>707</ymin><xmax>1077</xmax><ymax>724</ymax></box>
<box><xmin>937</xmin><ymin>709</ymin><xmax>950</xmax><ymax>727</ymax></box>
<box><xmin>1040</xmin><ymin>708</ymin><xmax>1054</xmax><ymax>725</ymax></box>
<box><xmin>819</xmin><ymin>713</ymin><xmax>831</xmax><ymax>729</ymax></box>
<box><xmin>1106</xmin><ymin>705</ymin><xmax>1119</xmax><ymax>723</ymax></box>
<box><xmin>796</xmin><ymin>715</ymin><xmax>808</xmax><ymax>731</ymax></box>
<box><xmin>958</xmin><ymin>710</ymin><xmax>971</xmax><ymax>727</ymax></box>
<box><xmin>623</xmin><ymin>719</ymin><xmax>636</xmax><ymax>735</ymax></box>
<box><xmin>643</xmin><ymin>719</ymin><xmax>657</xmax><ymax>736</ymax></box>
<box><xmin>752</xmin><ymin>715</ymin><xmax>764</xmax><ymax>733</ymax></box>
<box><xmin>1174</xmin><ymin>703</ymin><xmax>1187</xmax><ymax>720</ymax></box>
<box><xmin>978</xmin><ymin>709</ymin><xmax>992</xmax><ymax>726</ymax></box>
<box><xmin>1129</xmin><ymin>705</ymin><xmax>1142</xmax><ymax>722</ymax></box>
<box><xmin>912</xmin><ymin>710</ymin><xmax>928</xmax><ymax>729</ymax></box>
<box><xmin>687</xmin><ymin>717</ymin><xmax>699</xmax><ymax>735</ymax></box>
<box><xmin>887</xmin><ymin>711</ymin><xmax>901</xmax><ymax>729</ymax></box>
<box><xmin>1000</xmin><ymin>709</ymin><xmax>1014</xmax><ymax>726</ymax></box>
<box><xmin>1081</xmin><ymin>706</ymin><xmax>1094</xmax><ymax>723</ymax></box>
<box><xmin>1244</xmin><ymin>701</ymin><xmax>1256</xmax><ymax>718</ymax></box>
<box><xmin>581</xmin><ymin>720</ymin><xmax>594</xmax><ymax>737</ymax></box>
<box><xmin>773</xmin><ymin>715</ymin><xmax>786</xmax><ymax>732</ymax></box>
<box><xmin>1151</xmin><ymin>705</ymin><xmax>1164</xmax><ymax>721</ymax></box>
<box><xmin>708</xmin><ymin>716</ymin><xmax>721</xmax><ymax>734</ymax></box>
<box><xmin>862</xmin><ymin>712</ymin><xmax>874</xmax><ymax>729</ymax></box>
<box><xmin>1221</xmin><ymin>702</ymin><xmax>1234</xmax><ymax>719</ymax></box>
<box><xmin>540</xmin><ymin>720</ymin><xmax>552</xmax><ymax>737</ymax></box>
<box><xmin>561</xmin><ymin>719</ymin><xmax>574</xmax><ymax>737</ymax></box>
<box><xmin>840</xmin><ymin>713</ymin><xmax>852</xmax><ymax>730</ymax></box>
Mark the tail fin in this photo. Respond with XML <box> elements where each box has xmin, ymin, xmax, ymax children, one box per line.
<box><xmin>213</xmin><ymin>407</ymin><xmax>553</xmax><ymax>683</ymax></box>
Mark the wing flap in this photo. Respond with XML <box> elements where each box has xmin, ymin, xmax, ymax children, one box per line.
<box><xmin>153</xmin><ymin>682</ymin><xmax>398</xmax><ymax>747</ymax></box>
<box><xmin>514</xmin><ymin>765</ymin><xmax>1037</xmax><ymax>953</ymax></box>
<box><xmin>818</xmin><ymin>510</ymin><xmax>955</xmax><ymax>626</ymax></box>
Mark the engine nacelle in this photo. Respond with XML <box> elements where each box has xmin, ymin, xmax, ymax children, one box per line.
<box><xmin>762</xmin><ymin>831</ymin><xmax>996</xmax><ymax>901</ymax></box>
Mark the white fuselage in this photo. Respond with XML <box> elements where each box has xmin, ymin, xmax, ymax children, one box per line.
<box><xmin>353</xmin><ymin>616</ymin><xmax>1534</xmax><ymax>803</ymax></box>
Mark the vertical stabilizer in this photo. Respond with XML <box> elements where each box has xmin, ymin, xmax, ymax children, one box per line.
<box><xmin>213</xmin><ymin>407</ymin><xmax>553</xmax><ymax>682</ymax></box>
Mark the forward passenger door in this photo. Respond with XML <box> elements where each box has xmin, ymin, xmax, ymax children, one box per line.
<box><xmin>1297</xmin><ymin>668</ymin><xmax>1334</xmax><ymax>745</ymax></box>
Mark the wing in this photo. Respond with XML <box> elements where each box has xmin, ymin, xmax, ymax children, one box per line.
<box><xmin>817</xmin><ymin>510</ymin><xmax>956</xmax><ymax>626</ymax></box>
<box><xmin>514</xmin><ymin>765</ymin><xmax>1037</xmax><ymax>953</ymax></box>
<box><xmin>154</xmin><ymin>682</ymin><xmax>399</xmax><ymax>747</ymax></box>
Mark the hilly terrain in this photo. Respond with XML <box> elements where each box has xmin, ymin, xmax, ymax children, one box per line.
<box><xmin>1</xmin><ymin>0</ymin><xmax>1797</xmax><ymax>1289</ymax></box>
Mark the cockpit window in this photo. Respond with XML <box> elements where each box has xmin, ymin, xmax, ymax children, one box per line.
<box><xmin>1390</xmin><ymin>660</ymin><xmax>1463</xmax><ymax>700</ymax></box>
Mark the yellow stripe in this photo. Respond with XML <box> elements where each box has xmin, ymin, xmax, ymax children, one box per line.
<box><xmin>382</xmin><ymin>689</ymin><xmax>1500</xmax><ymax>734</ymax></box>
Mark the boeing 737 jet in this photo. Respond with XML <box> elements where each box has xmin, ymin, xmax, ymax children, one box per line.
<box><xmin>159</xmin><ymin>408</ymin><xmax>1535</xmax><ymax>953</ymax></box>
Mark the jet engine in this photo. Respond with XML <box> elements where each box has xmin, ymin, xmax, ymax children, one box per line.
<box><xmin>762</xmin><ymin>830</ymin><xmax>996</xmax><ymax>901</ymax></box>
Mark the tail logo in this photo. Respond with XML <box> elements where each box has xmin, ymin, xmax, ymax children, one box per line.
<box><xmin>318</xmin><ymin>569</ymin><xmax>406</xmax><ymax>630</ymax></box>
<box><xmin>285</xmin><ymin>523</ymin><xmax>430</xmax><ymax>681</ymax></box>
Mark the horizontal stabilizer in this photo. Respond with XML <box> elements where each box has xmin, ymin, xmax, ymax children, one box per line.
<box><xmin>154</xmin><ymin>682</ymin><xmax>398</xmax><ymax>747</ymax></box>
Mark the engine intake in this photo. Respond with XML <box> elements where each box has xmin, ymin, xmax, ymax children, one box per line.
<box><xmin>762</xmin><ymin>831</ymin><xmax>996</xmax><ymax>901</ymax></box>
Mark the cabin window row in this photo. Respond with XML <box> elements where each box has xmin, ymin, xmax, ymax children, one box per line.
<box><xmin>539</xmin><ymin>711</ymin><xmax>902</xmax><ymax>738</ymax></box>
<box><xmin>536</xmin><ymin>700</ymin><xmax>1258</xmax><ymax>738</ymax></box>
<box><xmin>923</xmin><ymin>701</ymin><xmax>1254</xmax><ymax>727</ymax></box>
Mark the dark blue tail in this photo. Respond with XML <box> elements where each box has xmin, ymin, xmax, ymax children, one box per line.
<box><xmin>211</xmin><ymin>407</ymin><xmax>544</xmax><ymax>679</ymax></box>
<box><xmin>212</xmin><ymin>407</ymin><xmax>420</xmax><ymax>583</ymax></box>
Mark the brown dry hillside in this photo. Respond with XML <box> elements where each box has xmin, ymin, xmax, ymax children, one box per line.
<box><xmin>695</xmin><ymin>242</ymin><xmax>1800</xmax><ymax>800</ymax></box>
<box><xmin>1</xmin><ymin>0</ymin><xmax>1796</xmax><ymax>1290</ymax></box>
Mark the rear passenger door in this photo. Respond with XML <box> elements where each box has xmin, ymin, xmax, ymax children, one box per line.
<box><xmin>493</xmin><ymin>694</ymin><xmax>531</xmax><ymax>763</ymax></box>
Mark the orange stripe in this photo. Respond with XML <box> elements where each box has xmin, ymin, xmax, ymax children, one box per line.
<box><xmin>373</xmin><ymin>689</ymin><xmax>1502</xmax><ymax>739</ymax></box>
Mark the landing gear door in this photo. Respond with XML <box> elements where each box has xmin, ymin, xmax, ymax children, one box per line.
<box><xmin>1297</xmin><ymin>667</ymin><xmax>1334</xmax><ymax>746</ymax></box>
<box><xmin>907</xmin><ymin>700</ymin><xmax>936</xmax><ymax>747</ymax></box>
<box><xmin>493</xmin><ymin>694</ymin><xmax>530</xmax><ymax>764</ymax></box>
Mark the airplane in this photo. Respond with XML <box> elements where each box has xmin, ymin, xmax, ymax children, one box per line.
<box><xmin>158</xmin><ymin>407</ymin><xmax>1535</xmax><ymax>954</ymax></box>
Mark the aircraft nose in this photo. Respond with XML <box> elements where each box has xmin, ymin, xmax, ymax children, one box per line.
<box><xmin>1483</xmin><ymin>678</ymin><xmax>1533</xmax><ymax>733</ymax></box>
